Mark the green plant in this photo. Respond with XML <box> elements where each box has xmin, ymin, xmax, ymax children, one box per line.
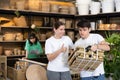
<box><xmin>14</xmin><ymin>10</ymin><xmax>20</xmax><ymax>18</ymax></box>
<box><xmin>104</xmin><ymin>32</ymin><xmax>120</xmax><ymax>80</ymax></box>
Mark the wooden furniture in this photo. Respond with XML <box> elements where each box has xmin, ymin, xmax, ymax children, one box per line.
<box><xmin>0</xmin><ymin>56</ymin><xmax>7</xmax><ymax>80</ymax></box>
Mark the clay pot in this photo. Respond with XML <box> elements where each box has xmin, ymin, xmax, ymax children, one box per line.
<box><xmin>110</xmin><ymin>24</ymin><xmax>117</xmax><ymax>30</ymax></box>
<box><xmin>4</xmin><ymin>50</ymin><xmax>12</xmax><ymax>56</ymax></box>
<box><xmin>104</xmin><ymin>24</ymin><xmax>110</xmax><ymax>30</ymax></box>
<box><xmin>99</xmin><ymin>24</ymin><xmax>104</xmax><ymax>30</ymax></box>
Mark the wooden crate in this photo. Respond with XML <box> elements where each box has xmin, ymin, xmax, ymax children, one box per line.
<box><xmin>0</xmin><ymin>56</ymin><xmax>7</xmax><ymax>80</ymax></box>
<box><xmin>7</xmin><ymin>66</ymin><xmax>26</xmax><ymax>80</ymax></box>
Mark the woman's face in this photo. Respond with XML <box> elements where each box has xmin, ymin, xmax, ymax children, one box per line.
<box><xmin>30</xmin><ymin>37</ymin><xmax>36</xmax><ymax>43</ymax></box>
<box><xmin>79</xmin><ymin>27</ymin><xmax>91</xmax><ymax>39</ymax></box>
<box><xmin>54</xmin><ymin>25</ymin><xmax>65</xmax><ymax>38</ymax></box>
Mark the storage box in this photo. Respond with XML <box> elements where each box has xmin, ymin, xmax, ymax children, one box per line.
<box><xmin>7</xmin><ymin>66</ymin><xmax>26</xmax><ymax>80</ymax></box>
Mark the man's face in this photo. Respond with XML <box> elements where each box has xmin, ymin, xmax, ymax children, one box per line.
<box><xmin>78</xmin><ymin>27</ymin><xmax>91</xmax><ymax>39</ymax></box>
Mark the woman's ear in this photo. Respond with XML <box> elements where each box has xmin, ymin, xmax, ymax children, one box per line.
<box><xmin>53</xmin><ymin>28</ymin><xmax>56</xmax><ymax>32</ymax></box>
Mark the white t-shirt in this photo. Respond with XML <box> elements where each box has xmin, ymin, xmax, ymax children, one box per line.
<box><xmin>74</xmin><ymin>33</ymin><xmax>105</xmax><ymax>77</ymax></box>
<box><xmin>45</xmin><ymin>36</ymin><xmax>73</xmax><ymax>72</ymax></box>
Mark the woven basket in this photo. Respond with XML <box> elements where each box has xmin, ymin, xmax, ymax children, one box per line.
<box><xmin>13</xmin><ymin>16</ymin><xmax>27</xmax><ymax>27</ymax></box>
<box><xmin>26</xmin><ymin>64</ymin><xmax>47</xmax><ymax>80</ymax></box>
<box><xmin>0</xmin><ymin>17</ymin><xmax>15</xmax><ymax>27</ymax></box>
<box><xmin>4</xmin><ymin>33</ymin><xmax>15</xmax><ymax>41</ymax></box>
<box><xmin>41</xmin><ymin>1</ymin><xmax>50</xmax><ymax>12</ymax></box>
<box><xmin>16</xmin><ymin>1</ymin><xmax>25</xmax><ymax>10</ymax></box>
<box><xmin>28</xmin><ymin>0</ymin><xmax>40</xmax><ymax>11</ymax></box>
<box><xmin>50</xmin><ymin>4</ymin><xmax>59</xmax><ymax>13</ymax></box>
<box><xmin>69</xmin><ymin>47</ymin><xmax>104</xmax><ymax>72</ymax></box>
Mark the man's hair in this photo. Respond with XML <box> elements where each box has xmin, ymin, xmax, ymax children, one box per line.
<box><xmin>77</xmin><ymin>19</ymin><xmax>91</xmax><ymax>28</ymax></box>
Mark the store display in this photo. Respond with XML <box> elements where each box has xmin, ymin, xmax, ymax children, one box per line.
<box><xmin>0</xmin><ymin>0</ymin><xmax>120</xmax><ymax>80</ymax></box>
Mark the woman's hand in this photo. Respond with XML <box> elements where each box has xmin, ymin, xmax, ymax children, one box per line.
<box><xmin>60</xmin><ymin>44</ymin><xmax>67</xmax><ymax>53</ymax></box>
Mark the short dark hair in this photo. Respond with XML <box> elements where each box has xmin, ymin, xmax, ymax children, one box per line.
<box><xmin>54</xmin><ymin>21</ymin><xmax>65</xmax><ymax>29</ymax></box>
<box><xmin>77</xmin><ymin>19</ymin><xmax>91</xmax><ymax>28</ymax></box>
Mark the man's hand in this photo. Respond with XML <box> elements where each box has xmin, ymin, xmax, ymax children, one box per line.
<box><xmin>91</xmin><ymin>44</ymin><xmax>98</xmax><ymax>52</ymax></box>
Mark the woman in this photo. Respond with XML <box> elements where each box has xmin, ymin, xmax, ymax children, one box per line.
<box><xmin>25</xmin><ymin>33</ymin><xmax>43</xmax><ymax>62</ymax></box>
<box><xmin>45</xmin><ymin>21</ymin><xmax>73</xmax><ymax>80</ymax></box>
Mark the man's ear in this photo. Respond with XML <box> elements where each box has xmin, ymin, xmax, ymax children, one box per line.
<box><xmin>89</xmin><ymin>27</ymin><xmax>92</xmax><ymax>32</ymax></box>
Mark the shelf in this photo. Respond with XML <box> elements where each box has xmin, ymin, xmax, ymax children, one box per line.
<box><xmin>98</xmin><ymin>12</ymin><xmax>120</xmax><ymax>17</ymax></box>
<box><xmin>75</xmin><ymin>12</ymin><xmax>120</xmax><ymax>19</ymax></box>
<box><xmin>35</xmin><ymin>27</ymin><xmax>74</xmax><ymax>30</ymax></box>
<box><xmin>0</xmin><ymin>40</ymin><xmax>26</xmax><ymax>43</ymax></box>
<box><xmin>7</xmin><ymin>55</ymin><xmax>25</xmax><ymax>58</ymax></box>
<box><xmin>90</xmin><ymin>30</ymin><xmax>120</xmax><ymax>34</ymax></box>
<box><xmin>36</xmin><ymin>27</ymin><xmax>53</xmax><ymax>29</ymax></box>
<box><xmin>75</xmin><ymin>14</ymin><xmax>98</xmax><ymax>19</ymax></box>
<box><xmin>1</xmin><ymin>8</ymin><xmax>120</xmax><ymax>18</ymax></box>
<box><xmin>0</xmin><ymin>8</ymin><xmax>74</xmax><ymax>18</ymax></box>
<box><xmin>0</xmin><ymin>26</ymin><xmax>29</xmax><ymax>29</ymax></box>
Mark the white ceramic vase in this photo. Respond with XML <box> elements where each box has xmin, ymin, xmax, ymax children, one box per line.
<box><xmin>115</xmin><ymin>0</ymin><xmax>120</xmax><ymax>12</ymax></box>
<box><xmin>90</xmin><ymin>1</ymin><xmax>101</xmax><ymax>14</ymax></box>
<box><xmin>101</xmin><ymin>0</ymin><xmax>114</xmax><ymax>13</ymax></box>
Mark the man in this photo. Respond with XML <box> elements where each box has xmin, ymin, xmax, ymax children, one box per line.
<box><xmin>74</xmin><ymin>19</ymin><xmax>110</xmax><ymax>80</ymax></box>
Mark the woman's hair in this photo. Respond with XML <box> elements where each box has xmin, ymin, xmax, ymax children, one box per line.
<box><xmin>77</xmin><ymin>19</ymin><xmax>91</xmax><ymax>28</ymax></box>
<box><xmin>53</xmin><ymin>21</ymin><xmax>65</xmax><ymax>29</ymax></box>
<box><xmin>28</xmin><ymin>33</ymin><xmax>38</xmax><ymax>45</ymax></box>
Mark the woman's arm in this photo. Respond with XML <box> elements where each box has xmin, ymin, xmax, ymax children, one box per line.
<box><xmin>25</xmin><ymin>50</ymin><xmax>28</xmax><ymax>58</ymax></box>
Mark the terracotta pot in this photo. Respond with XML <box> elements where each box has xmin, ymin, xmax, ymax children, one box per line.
<box><xmin>4</xmin><ymin>50</ymin><xmax>12</xmax><ymax>56</ymax></box>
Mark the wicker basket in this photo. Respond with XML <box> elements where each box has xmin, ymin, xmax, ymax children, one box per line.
<box><xmin>13</xmin><ymin>16</ymin><xmax>27</xmax><ymax>27</ymax></box>
<box><xmin>28</xmin><ymin>0</ymin><xmax>40</xmax><ymax>11</ymax></box>
<box><xmin>26</xmin><ymin>64</ymin><xmax>47</xmax><ymax>80</ymax></box>
<box><xmin>41</xmin><ymin>1</ymin><xmax>50</xmax><ymax>12</ymax></box>
<box><xmin>69</xmin><ymin>47</ymin><xmax>104</xmax><ymax>73</ymax></box>
<box><xmin>3</xmin><ymin>33</ymin><xmax>15</xmax><ymax>41</ymax></box>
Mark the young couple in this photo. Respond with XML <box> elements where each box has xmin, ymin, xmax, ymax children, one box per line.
<box><xmin>45</xmin><ymin>19</ymin><xmax>110</xmax><ymax>80</ymax></box>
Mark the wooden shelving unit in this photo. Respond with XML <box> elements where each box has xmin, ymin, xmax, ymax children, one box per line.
<box><xmin>0</xmin><ymin>56</ymin><xmax>7</xmax><ymax>80</ymax></box>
